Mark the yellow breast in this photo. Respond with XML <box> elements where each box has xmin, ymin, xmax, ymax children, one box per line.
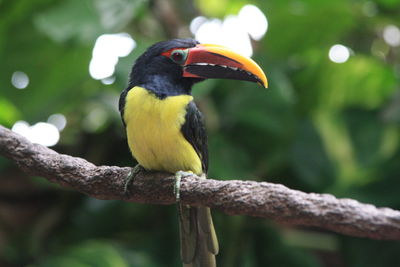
<box><xmin>123</xmin><ymin>86</ymin><xmax>202</xmax><ymax>175</ymax></box>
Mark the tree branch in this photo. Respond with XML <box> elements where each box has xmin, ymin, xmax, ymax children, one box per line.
<box><xmin>1</xmin><ymin>125</ymin><xmax>400</xmax><ymax>240</ymax></box>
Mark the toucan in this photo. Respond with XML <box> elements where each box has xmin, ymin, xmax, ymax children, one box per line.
<box><xmin>119</xmin><ymin>39</ymin><xmax>267</xmax><ymax>267</ymax></box>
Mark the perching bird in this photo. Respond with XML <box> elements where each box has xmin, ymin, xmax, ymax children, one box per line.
<box><xmin>119</xmin><ymin>39</ymin><xmax>267</xmax><ymax>267</ymax></box>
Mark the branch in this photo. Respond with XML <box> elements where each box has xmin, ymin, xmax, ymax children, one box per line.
<box><xmin>1</xmin><ymin>125</ymin><xmax>400</xmax><ymax>240</ymax></box>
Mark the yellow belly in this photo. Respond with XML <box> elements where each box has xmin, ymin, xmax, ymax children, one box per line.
<box><xmin>123</xmin><ymin>86</ymin><xmax>202</xmax><ymax>175</ymax></box>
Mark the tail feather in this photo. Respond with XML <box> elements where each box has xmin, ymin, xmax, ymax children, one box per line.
<box><xmin>197</xmin><ymin>206</ymin><xmax>219</xmax><ymax>255</ymax></box>
<box><xmin>179</xmin><ymin>204</ymin><xmax>219</xmax><ymax>267</ymax></box>
<box><xmin>179</xmin><ymin>204</ymin><xmax>197</xmax><ymax>263</ymax></box>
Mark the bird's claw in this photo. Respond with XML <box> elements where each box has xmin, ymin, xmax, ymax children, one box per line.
<box><xmin>124</xmin><ymin>164</ymin><xmax>144</xmax><ymax>196</ymax></box>
<box><xmin>174</xmin><ymin>171</ymin><xmax>193</xmax><ymax>202</ymax></box>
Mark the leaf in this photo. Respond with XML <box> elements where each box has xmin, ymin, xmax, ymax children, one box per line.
<box><xmin>0</xmin><ymin>97</ymin><xmax>20</xmax><ymax>126</ymax></box>
<box><xmin>263</xmin><ymin>0</ymin><xmax>355</xmax><ymax>58</ymax></box>
<box><xmin>34</xmin><ymin>0</ymin><xmax>145</xmax><ymax>44</ymax></box>
<box><xmin>296</xmin><ymin>54</ymin><xmax>397</xmax><ymax>112</ymax></box>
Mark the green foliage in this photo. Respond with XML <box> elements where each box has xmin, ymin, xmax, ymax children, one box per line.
<box><xmin>0</xmin><ymin>97</ymin><xmax>20</xmax><ymax>126</ymax></box>
<box><xmin>1</xmin><ymin>0</ymin><xmax>400</xmax><ymax>266</ymax></box>
<box><xmin>33</xmin><ymin>240</ymin><xmax>156</xmax><ymax>267</ymax></box>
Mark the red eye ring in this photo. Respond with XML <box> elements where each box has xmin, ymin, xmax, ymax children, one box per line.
<box><xmin>168</xmin><ymin>49</ymin><xmax>188</xmax><ymax>65</ymax></box>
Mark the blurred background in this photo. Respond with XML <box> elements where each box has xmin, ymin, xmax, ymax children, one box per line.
<box><xmin>1</xmin><ymin>0</ymin><xmax>400</xmax><ymax>266</ymax></box>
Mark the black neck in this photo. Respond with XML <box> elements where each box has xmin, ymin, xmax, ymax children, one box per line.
<box><xmin>137</xmin><ymin>74</ymin><xmax>194</xmax><ymax>99</ymax></box>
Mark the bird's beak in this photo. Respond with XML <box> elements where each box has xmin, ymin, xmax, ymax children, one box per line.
<box><xmin>183</xmin><ymin>44</ymin><xmax>268</xmax><ymax>88</ymax></box>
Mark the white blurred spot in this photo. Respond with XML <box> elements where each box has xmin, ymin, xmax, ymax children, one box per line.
<box><xmin>196</xmin><ymin>19</ymin><xmax>222</xmax><ymax>40</ymax></box>
<box><xmin>11</xmin><ymin>121</ymin><xmax>31</xmax><ymax>136</ymax></box>
<box><xmin>383</xmin><ymin>25</ymin><xmax>400</xmax><ymax>47</ymax></box>
<box><xmin>191</xmin><ymin>4</ymin><xmax>267</xmax><ymax>58</ymax></box>
<box><xmin>101</xmin><ymin>76</ymin><xmax>116</xmax><ymax>85</ymax></box>
<box><xmin>47</xmin><ymin>113</ymin><xmax>67</xmax><ymax>131</ymax></box>
<box><xmin>89</xmin><ymin>55</ymin><xmax>118</xmax><ymax>80</ymax></box>
<box><xmin>11</xmin><ymin>71</ymin><xmax>29</xmax><ymax>89</ymax></box>
<box><xmin>30</xmin><ymin>122</ymin><xmax>60</xmax><ymax>147</ymax></box>
<box><xmin>238</xmin><ymin>4</ymin><xmax>268</xmax><ymax>41</ymax></box>
<box><xmin>190</xmin><ymin>16</ymin><xmax>207</xmax><ymax>35</ymax></box>
<box><xmin>195</xmin><ymin>17</ymin><xmax>253</xmax><ymax>57</ymax></box>
<box><xmin>222</xmin><ymin>16</ymin><xmax>253</xmax><ymax>57</ymax></box>
<box><xmin>328</xmin><ymin>44</ymin><xmax>350</xmax><ymax>63</ymax></box>
<box><xmin>12</xmin><ymin>120</ymin><xmax>60</xmax><ymax>147</ymax></box>
<box><xmin>195</xmin><ymin>18</ymin><xmax>223</xmax><ymax>44</ymax></box>
<box><xmin>93</xmin><ymin>33</ymin><xmax>135</xmax><ymax>58</ymax></box>
<box><xmin>89</xmin><ymin>33</ymin><xmax>136</xmax><ymax>80</ymax></box>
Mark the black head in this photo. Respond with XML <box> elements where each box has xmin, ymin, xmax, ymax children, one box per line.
<box><xmin>120</xmin><ymin>38</ymin><xmax>268</xmax><ymax>119</ymax></box>
<box><xmin>127</xmin><ymin>38</ymin><xmax>201</xmax><ymax>97</ymax></box>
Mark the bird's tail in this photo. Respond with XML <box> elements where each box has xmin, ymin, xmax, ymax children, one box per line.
<box><xmin>178</xmin><ymin>204</ymin><xmax>219</xmax><ymax>267</ymax></box>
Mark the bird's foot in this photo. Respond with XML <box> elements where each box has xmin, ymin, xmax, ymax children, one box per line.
<box><xmin>124</xmin><ymin>164</ymin><xmax>145</xmax><ymax>196</ymax></box>
<box><xmin>174</xmin><ymin>171</ymin><xmax>193</xmax><ymax>202</ymax></box>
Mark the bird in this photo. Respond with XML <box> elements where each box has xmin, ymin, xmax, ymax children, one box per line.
<box><xmin>119</xmin><ymin>39</ymin><xmax>267</xmax><ymax>267</ymax></box>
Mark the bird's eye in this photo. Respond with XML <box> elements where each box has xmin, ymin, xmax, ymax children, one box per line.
<box><xmin>170</xmin><ymin>49</ymin><xmax>188</xmax><ymax>65</ymax></box>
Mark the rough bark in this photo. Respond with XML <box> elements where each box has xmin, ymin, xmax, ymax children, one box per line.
<box><xmin>1</xmin><ymin>125</ymin><xmax>400</xmax><ymax>240</ymax></box>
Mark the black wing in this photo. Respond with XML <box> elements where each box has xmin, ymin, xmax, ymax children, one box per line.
<box><xmin>118</xmin><ymin>87</ymin><xmax>131</xmax><ymax>127</ymax></box>
<box><xmin>181</xmin><ymin>101</ymin><xmax>208</xmax><ymax>174</ymax></box>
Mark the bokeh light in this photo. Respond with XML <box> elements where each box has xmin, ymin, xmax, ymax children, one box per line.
<box><xmin>47</xmin><ymin>113</ymin><xmax>67</xmax><ymax>131</ymax></box>
<box><xmin>383</xmin><ymin>25</ymin><xmax>400</xmax><ymax>47</ymax></box>
<box><xmin>11</xmin><ymin>121</ymin><xmax>30</xmax><ymax>137</ymax></box>
<box><xmin>101</xmin><ymin>76</ymin><xmax>116</xmax><ymax>85</ymax></box>
<box><xmin>191</xmin><ymin>4</ymin><xmax>267</xmax><ymax>57</ymax></box>
<box><xmin>11</xmin><ymin>71</ymin><xmax>29</xmax><ymax>89</ymax></box>
<box><xmin>190</xmin><ymin>16</ymin><xmax>207</xmax><ymax>35</ymax></box>
<box><xmin>89</xmin><ymin>33</ymin><xmax>136</xmax><ymax>80</ymax></box>
<box><xmin>12</xmin><ymin>121</ymin><xmax>60</xmax><ymax>147</ymax></box>
<box><xmin>238</xmin><ymin>4</ymin><xmax>268</xmax><ymax>41</ymax></box>
<box><xmin>328</xmin><ymin>44</ymin><xmax>351</xmax><ymax>63</ymax></box>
